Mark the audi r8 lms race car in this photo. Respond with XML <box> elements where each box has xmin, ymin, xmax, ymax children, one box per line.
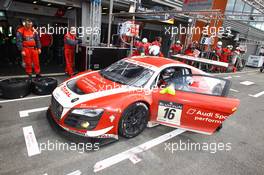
<box><xmin>48</xmin><ymin>56</ymin><xmax>240</xmax><ymax>141</ymax></box>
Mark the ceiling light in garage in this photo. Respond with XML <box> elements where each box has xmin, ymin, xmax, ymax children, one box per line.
<box><xmin>0</xmin><ymin>11</ymin><xmax>5</xmax><ymax>17</ymax></box>
<box><xmin>33</xmin><ymin>1</ymin><xmax>37</xmax><ymax>4</ymax></box>
<box><xmin>47</xmin><ymin>3</ymin><xmax>51</xmax><ymax>6</ymax></box>
<box><xmin>103</xmin><ymin>8</ymin><xmax>108</xmax><ymax>10</ymax></box>
<box><xmin>67</xmin><ymin>6</ymin><xmax>73</xmax><ymax>10</ymax></box>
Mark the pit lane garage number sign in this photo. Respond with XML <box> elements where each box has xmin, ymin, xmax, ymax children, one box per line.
<box><xmin>157</xmin><ymin>101</ymin><xmax>183</xmax><ymax>125</ymax></box>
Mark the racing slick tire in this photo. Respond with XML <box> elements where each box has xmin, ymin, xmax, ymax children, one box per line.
<box><xmin>32</xmin><ymin>77</ymin><xmax>58</xmax><ymax>95</ymax></box>
<box><xmin>260</xmin><ymin>67</ymin><xmax>263</xmax><ymax>73</ymax></box>
<box><xmin>118</xmin><ymin>102</ymin><xmax>149</xmax><ymax>138</ymax></box>
<box><xmin>0</xmin><ymin>78</ymin><xmax>31</xmax><ymax>99</ymax></box>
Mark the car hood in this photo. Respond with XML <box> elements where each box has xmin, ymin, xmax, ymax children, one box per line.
<box><xmin>76</xmin><ymin>71</ymin><xmax>122</xmax><ymax>94</ymax></box>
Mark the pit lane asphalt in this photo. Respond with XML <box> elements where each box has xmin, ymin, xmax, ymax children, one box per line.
<box><xmin>0</xmin><ymin>69</ymin><xmax>264</xmax><ymax>175</ymax></box>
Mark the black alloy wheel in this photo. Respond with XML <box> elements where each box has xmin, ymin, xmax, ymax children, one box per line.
<box><xmin>119</xmin><ymin>102</ymin><xmax>149</xmax><ymax>138</ymax></box>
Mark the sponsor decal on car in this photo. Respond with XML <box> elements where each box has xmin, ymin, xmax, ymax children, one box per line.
<box><xmin>80</xmin><ymin>78</ymin><xmax>98</xmax><ymax>92</ymax></box>
<box><xmin>97</xmin><ymin>134</ymin><xmax>118</xmax><ymax>139</ymax></box>
<box><xmin>61</xmin><ymin>85</ymin><xmax>71</xmax><ymax>97</ymax></box>
<box><xmin>186</xmin><ymin>108</ymin><xmax>228</xmax><ymax>124</ymax></box>
<box><xmin>157</xmin><ymin>101</ymin><xmax>183</xmax><ymax>125</ymax></box>
<box><xmin>109</xmin><ymin>115</ymin><xmax>115</xmax><ymax>123</ymax></box>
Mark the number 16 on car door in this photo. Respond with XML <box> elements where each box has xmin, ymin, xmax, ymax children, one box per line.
<box><xmin>157</xmin><ymin>100</ymin><xmax>183</xmax><ymax>126</ymax></box>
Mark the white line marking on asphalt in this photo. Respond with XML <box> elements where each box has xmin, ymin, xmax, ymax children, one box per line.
<box><xmin>129</xmin><ymin>155</ymin><xmax>142</xmax><ymax>164</ymax></box>
<box><xmin>22</xmin><ymin>126</ymin><xmax>41</xmax><ymax>157</ymax></box>
<box><xmin>66</xmin><ymin>170</ymin><xmax>82</xmax><ymax>175</ymax></box>
<box><xmin>240</xmin><ymin>81</ymin><xmax>255</xmax><ymax>86</ymax></box>
<box><xmin>230</xmin><ymin>89</ymin><xmax>239</xmax><ymax>92</ymax></box>
<box><xmin>19</xmin><ymin>107</ymin><xmax>49</xmax><ymax>117</ymax></box>
<box><xmin>249</xmin><ymin>91</ymin><xmax>264</xmax><ymax>98</ymax></box>
<box><xmin>234</xmin><ymin>75</ymin><xmax>241</xmax><ymax>78</ymax></box>
<box><xmin>223</xmin><ymin>76</ymin><xmax>232</xmax><ymax>79</ymax></box>
<box><xmin>93</xmin><ymin>129</ymin><xmax>186</xmax><ymax>173</ymax></box>
<box><xmin>0</xmin><ymin>95</ymin><xmax>51</xmax><ymax>104</ymax></box>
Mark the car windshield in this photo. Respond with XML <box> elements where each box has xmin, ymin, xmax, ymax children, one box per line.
<box><xmin>100</xmin><ymin>60</ymin><xmax>154</xmax><ymax>87</ymax></box>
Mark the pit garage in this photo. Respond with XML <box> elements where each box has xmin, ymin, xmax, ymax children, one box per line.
<box><xmin>0</xmin><ymin>0</ymin><xmax>81</xmax><ymax>76</ymax></box>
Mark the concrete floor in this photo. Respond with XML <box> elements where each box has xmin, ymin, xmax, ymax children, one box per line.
<box><xmin>0</xmin><ymin>68</ymin><xmax>264</xmax><ymax>175</ymax></box>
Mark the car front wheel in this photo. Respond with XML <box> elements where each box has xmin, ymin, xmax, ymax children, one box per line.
<box><xmin>118</xmin><ymin>102</ymin><xmax>149</xmax><ymax>138</ymax></box>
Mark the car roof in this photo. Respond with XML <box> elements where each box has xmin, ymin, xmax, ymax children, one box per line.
<box><xmin>128</xmin><ymin>56</ymin><xmax>184</xmax><ymax>68</ymax></box>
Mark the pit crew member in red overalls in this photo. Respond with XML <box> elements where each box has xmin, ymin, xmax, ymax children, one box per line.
<box><xmin>142</xmin><ymin>38</ymin><xmax>151</xmax><ymax>56</ymax></box>
<box><xmin>209</xmin><ymin>41</ymin><xmax>223</xmax><ymax>72</ymax></box>
<box><xmin>40</xmin><ymin>30</ymin><xmax>53</xmax><ymax>65</ymax></box>
<box><xmin>152</xmin><ymin>37</ymin><xmax>164</xmax><ymax>57</ymax></box>
<box><xmin>64</xmin><ymin>29</ymin><xmax>79</xmax><ymax>76</ymax></box>
<box><xmin>16</xmin><ymin>19</ymin><xmax>41</xmax><ymax>79</ymax></box>
<box><xmin>170</xmin><ymin>40</ymin><xmax>182</xmax><ymax>57</ymax></box>
<box><xmin>132</xmin><ymin>37</ymin><xmax>142</xmax><ymax>56</ymax></box>
<box><xmin>221</xmin><ymin>45</ymin><xmax>232</xmax><ymax>63</ymax></box>
<box><xmin>221</xmin><ymin>45</ymin><xmax>233</xmax><ymax>72</ymax></box>
<box><xmin>184</xmin><ymin>44</ymin><xmax>194</xmax><ymax>56</ymax></box>
<box><xmin>184</xmin><ymin>41</ymin><xmax>199</xmax><ymax>56</ymax></box>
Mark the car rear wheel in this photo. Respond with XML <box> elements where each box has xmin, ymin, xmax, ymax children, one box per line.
<box><xmin>118</xmin><ymin>102</ymin><xmax>149</xmax><ymax>138</ymax></box>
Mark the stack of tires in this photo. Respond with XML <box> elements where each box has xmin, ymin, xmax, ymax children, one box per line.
<box><xmin>0</xmin><ymin>77</ymin><xmax>58</xmax><ymax>99</ymax></box>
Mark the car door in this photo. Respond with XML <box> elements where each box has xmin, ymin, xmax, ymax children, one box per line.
<box><xmin>150</xmin><ymin>74</ymin><xmax>240</xmax><ymax>135</ymax></box>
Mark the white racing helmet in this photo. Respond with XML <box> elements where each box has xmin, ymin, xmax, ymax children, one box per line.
<box><xmin>227</xmin><ymin>45</ymin><xmax>233</xmax><ymax>50</ymax></box>
<box><xmin>217</xmin><ymin>41</ymin><xmax>223</xmax><ymax>48</ymax></box>
<box><xmin>142</xmin><ymin>38</ymin><xmax>148</xmax><ymax>43</ymax></box>
<box><xmin>149</xmin><ymin>45</ymin><xmax>160</xmax><ymax>56</ymax></box>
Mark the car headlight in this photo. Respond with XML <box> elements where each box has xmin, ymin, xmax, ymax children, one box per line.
<box><xmin>71</xmin><ymin>108</ymin><xmax>104</xmax><ymax>117</ymax></box>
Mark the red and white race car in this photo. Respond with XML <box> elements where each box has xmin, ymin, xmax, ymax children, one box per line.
<box><xmin>47</xmin><ymin>56</ymin><xmax>239</xmax><ymax>140</ymax></box>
